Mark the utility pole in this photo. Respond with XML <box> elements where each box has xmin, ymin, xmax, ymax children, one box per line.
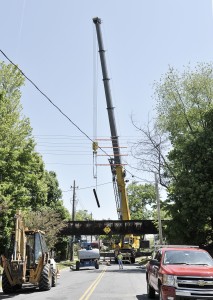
<box><xmin>70</xmin><ymin>180</ymin><xmax>77</xmax><ymax>261</ymax></box>
<box><xmin>72</xmin><ymin>180</ymin><xmax>76</xmax><ymax>222</ymax></box>
<box><xmin>155</xmin><ymin>173</ymin><xmax>163</xmax><ymax>244</ymax></box>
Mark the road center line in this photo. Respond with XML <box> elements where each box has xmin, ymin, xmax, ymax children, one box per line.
<box><xmin>79</xmin><ymin>266</ymin><xmax>107</xmax><ymax>300</ymax></box>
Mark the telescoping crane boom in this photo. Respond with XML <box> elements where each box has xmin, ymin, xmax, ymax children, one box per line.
<box><xmin>93</xmin><ymin>18</ymin><xmax>140</xmax><ymax>260</ymax></box>
<box><xmin>93</xmin><ymin>17</ymin><xmax>130</xmax><ymax>222</ymax></box>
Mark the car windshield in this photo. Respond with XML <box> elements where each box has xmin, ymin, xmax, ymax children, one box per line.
<box><xmin>163</xmin><ymin>250</ymin><xmax>213</xmax><ymax>266</ymax></box>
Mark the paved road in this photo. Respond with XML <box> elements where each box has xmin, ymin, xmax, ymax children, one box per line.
<box><xmin>0</xmin><ymin>263</ymin><xmax>152</xmax><ymax>300</ymax></box>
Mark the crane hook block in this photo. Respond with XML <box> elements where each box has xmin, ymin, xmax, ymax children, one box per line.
<box><xmin>92</xmin><ymin>141</ymin><xmax>98</xmax><ymax>153</ymax></box>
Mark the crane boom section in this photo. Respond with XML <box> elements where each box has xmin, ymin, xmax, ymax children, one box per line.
<box><xmin>93</xmin><ymin>17</ymin><xmax>130</xmax><ymax>221</ymax></box>
<box><xmin>93</xmin><ymin>17</ymin><xmax>120</xmax><ymax>165</ymax></box>
<box><xmin>116</xmin><ymin>165</ymin><xmax>131</xmax><ymax>220</ymax></box>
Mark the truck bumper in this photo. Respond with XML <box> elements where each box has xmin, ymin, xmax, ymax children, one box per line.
<box><xmin>162</xmin><ymin>285</ymin><xmax>213</xmax><ymax>299</ymax></box>
<box><xmin>80</xmin><ymin>261</ymin><xmax>96</xmax><ymax>268</ymax></box>
<box><xmin>176</xmin><ymin>288</ymin><xmax>213</xmax><ymax>298</ymax></box>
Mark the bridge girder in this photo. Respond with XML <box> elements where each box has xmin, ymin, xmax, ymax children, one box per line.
<box><xmin>61</xmin><ymin>220</ymin><xmax>158</xmax><ymax>236</ymax></box>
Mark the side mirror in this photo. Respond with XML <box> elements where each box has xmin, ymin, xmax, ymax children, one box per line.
<box><xmin>149</xmin><ymin>259</ymin><xmax>160</xmax><ymax>267</ymax></box>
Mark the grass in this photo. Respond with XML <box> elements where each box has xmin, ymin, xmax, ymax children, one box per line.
<box><xmin>57</xmin><ymin>260</ymin><xmax>76</xmax><ymax>270</ymax></box>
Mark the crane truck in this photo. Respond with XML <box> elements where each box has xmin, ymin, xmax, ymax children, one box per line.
<box><xmin>93</xmin><ymin>17</ymin><xmax>140</xmax><ymax>263</ymax></box>
<box><xmin>1</xmin><ymin>211</ymin><xmax>59</xmax><ymax>294</ymax></box>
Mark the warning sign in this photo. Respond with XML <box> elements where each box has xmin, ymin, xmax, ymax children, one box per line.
<box><xmin>103</xmin><ymin>226</ymin><xmax>111</xmax><ymax>234</ymax></box>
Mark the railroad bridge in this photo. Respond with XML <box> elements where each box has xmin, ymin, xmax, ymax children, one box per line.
<box><xmin>61</xmin><ymin>220</ymin><xmax>158</xmax><ymax>236</ymax></box>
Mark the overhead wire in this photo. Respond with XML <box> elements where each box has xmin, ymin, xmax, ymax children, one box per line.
<box><xmin>62</xmin><ymin>181</ymin><xmax>112</xmax><ymax>192</ymax></box>
<box><xmin>46</xmin><ymin>163</ymin><xmax>93</xmax><ymax>166</ymax></box>
<box><xmin>0</xmin><ymin>49</ymin><xmax>146</xmax><ymax>184</ymax></box>
<box><xmin>0</xmin><ymin>49</ymin><xmax>112</xmax><ymax>159</ymax></box>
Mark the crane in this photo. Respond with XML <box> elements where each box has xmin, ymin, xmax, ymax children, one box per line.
<box><xmin>93</xmin><ymin>17</ymin><xmax>130</xmax><ymax>221</ymax></box>
<box><xmin>93</xmin><ymin>18</ymin><xmax>140</xmax><ymax>260</ymax></box>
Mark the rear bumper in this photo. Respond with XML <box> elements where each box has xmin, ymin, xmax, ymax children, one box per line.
<box><xmin>79</xmin><ymin>260</ymin><xmax>97</xmax><ymax>267</ymax></box>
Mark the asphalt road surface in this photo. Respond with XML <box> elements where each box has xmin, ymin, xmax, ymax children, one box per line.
<box><xmin>0</xmin><ymin>263</ymin><xmax>152</xmax><ymax>300</ymax></box>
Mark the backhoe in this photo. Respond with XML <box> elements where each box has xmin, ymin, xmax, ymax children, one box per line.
<box><xmin>1</xmin><ymin>211</ymin><xmax>59</xmax><ymax>294</ymax></box>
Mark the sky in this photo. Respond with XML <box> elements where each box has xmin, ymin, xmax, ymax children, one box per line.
<box><xmin>0</xmin><ymin>0</ymin><xmax>213</xmax><ymax>220</ymax></box>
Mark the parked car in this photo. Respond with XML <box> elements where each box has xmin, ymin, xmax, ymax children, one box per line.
<box><xmin>146</xmin><ymin>245</ymin><xmax>213</xmax><ymax>299</ymax></box>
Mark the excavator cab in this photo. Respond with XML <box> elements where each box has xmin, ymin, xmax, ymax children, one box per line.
<box><xmin>25</xmin><ymin>230</ymin><xmax>48</xmax><ymax>267</ymax></box>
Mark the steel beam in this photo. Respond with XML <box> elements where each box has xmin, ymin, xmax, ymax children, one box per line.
<box><xmin>60</xmin><ymin>220</ymin><xmax>158</xmax><ymax>236</ymax></box>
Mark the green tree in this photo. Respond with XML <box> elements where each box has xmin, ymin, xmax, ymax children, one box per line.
<box><xmin>0</xmin><ymin>62</ymin><xmax>42</xmax><ymax>249</ymax></box>
<box><xmin>0</xmin><ymin>63</ymin><xmax>48</xmax><ymax>211</ymax></box>
<box><xmin>154</xmin><ymin>63</ymin><xmax>213</xmax><ymax>245</ymax></box>
<box><xmin>75</xmin><ymin>210</ymin><xmax>93</xmax><ymax>221</ymax></box>
<box><xmin>45</xmin><ymin>171</ymin><xmax>62</xmax><ymax>206</ymax></box>
<box><xmin>162</xmin><ymin>109</ymin><xmax>213</xmax><ymax>245</ymax></box>
<box><xmin>156</xmin><ymin>64</ymin><xmax>213</xmax><ymax>138</ymax></box>
<box><xmin>0</xmin><ymin>62</ymin><xmax>69</xmax><ymax>254</ymax></box>
<box><xmin>127</xmin><ymin>182</ymin><xmax>156</xmax><ymax>219</ymax></box>
<box><xmin>24</xmin><ymin>208</ymin><xmax>67</xmax><ymax>250</ymax></box>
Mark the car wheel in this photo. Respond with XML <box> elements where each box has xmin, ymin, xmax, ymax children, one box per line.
<box><xmin>76</xmin><ymin>261</ymin><xmax>80</xmax><ymax>271</ymax></box>
<box><xmin>147</xmin><ymin>281</ymin><xmax>155</xmax><ymax>298</ymax></box>
<box><xmin>39</xmin><ymin>264</ymin><xmax>52</xmax><ymax>291</ymax></box>
<box><xmin>95</xmin><ymin>261</ymin><xmax>99</xmax><ymax>269</ymax></box>
<box><xmin>159</xmin><ymin>285</ymin><xmax>163</xmax><ymax>300</ymax></box>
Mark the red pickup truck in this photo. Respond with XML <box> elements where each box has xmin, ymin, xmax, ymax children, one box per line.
<box><xmin>146</xmin><ymin>245</ymin><xmax>213</xmax><ymax>300</ymax></box>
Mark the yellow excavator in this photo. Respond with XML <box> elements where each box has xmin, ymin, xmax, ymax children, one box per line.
<box><xmin>1</xmin><ymin>211</ymin><xmax>59</xmax><ymax>294</ymax></box>
<box><xmin>93</xmin><ymin>17</ymin><xmax>140</xmax><ymax>263</ymax></box>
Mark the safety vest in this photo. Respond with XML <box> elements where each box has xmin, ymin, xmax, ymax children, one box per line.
<box><xmin>117</xmin><ymin>254</ymin><xmax>123</xmax><ymax>260</ymax></box>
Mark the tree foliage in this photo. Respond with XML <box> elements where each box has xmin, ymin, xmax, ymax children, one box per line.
<box><xmin>163</xmin><ymin>108</ymin><xmax>213</xmax><ymax>245</ymax></box>
<box><xmin>127</xmin><ymin>182</ymin><xmax>156</xmax><ymax>219</ymax></box>
<box><xmin>24</xmin><ymin>208</ymin><xmax>67</xmax><ymax>250</ymax></box>
<box><xmin>155</xmin><ymin>63</ymin><xmax>213</xmax><ymax>245</ymax></box>
<box><xmin>155</xmin><ymin>64</ymin><xmax>213</xmax><ymax>137</ymax></box>
<box><xmin>45</xmin><ymin>171</ymin><xmax>62</xmax><ymax>206</ymax></box>
<box><xmin>0</xmin><ymin>61</ymin><xmax>70</xmax><ymax>253</ymax></box>
<box><xmin>132</xmin><ymin>62</ymin><xmax>213</xmax><ymax>246</ymax></box>
<box><xmin>75</xmin><ymin>210</ymin><xmax>93</xmax><ymax>221</ymax></box>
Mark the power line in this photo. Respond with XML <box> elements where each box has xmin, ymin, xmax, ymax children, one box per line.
<box><xmin>0</xmin><ymin>49</ymin><xmax>112</xmax><ymax>159</ymax></box>
<box><xmin>0</xmin><ymin>50</ymin><xmax>145</xmax><ymax>182</ymax></box>
<box><xmin>62</xmin><ymin>181</ymin><xmax>112</xmax><ymax>192</ymax></box>
<box><xmin>34</xmin><ymin>134</ymin><xmax>141</xmax><ymax>140</ymax></box>
<box><xmin>46</xmin><ymin>163</ymin><xmax>93</xmax><ymax>166</ymax></box>
<box><xmin>38</xmin><ymin>153</ymin><xmax>93</xmax><ymax>156</ymax></box>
